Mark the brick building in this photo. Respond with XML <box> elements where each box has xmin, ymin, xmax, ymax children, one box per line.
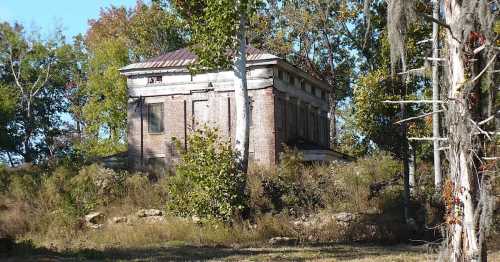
<box><xmin>120</xmin><ymin>47</ymin><xmax>350</xmax><ymax>170</ymax></box>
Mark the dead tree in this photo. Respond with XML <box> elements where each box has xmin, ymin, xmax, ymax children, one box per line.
<box><xmin>383</xmin><ymin>0</ymin><xmax>498</xmax><ymax>261</ymax></box>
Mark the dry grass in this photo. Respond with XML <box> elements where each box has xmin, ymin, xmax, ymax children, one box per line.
<box><xmin>6</xmin><ymin>241</ymin><xmax>500</xmax><ymax>261</ymax></box>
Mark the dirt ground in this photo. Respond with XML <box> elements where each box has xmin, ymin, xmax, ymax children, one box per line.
<box><xmin>3</xmin><ymin>242</ymin><xmax>500</xmax><ymax>262</ymax></box>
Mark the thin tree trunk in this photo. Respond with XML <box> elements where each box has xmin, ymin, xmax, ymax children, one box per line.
<box><xmin>233</xmin><ymin>12</ymin><xmax>250</xmax><ymax>173</ymax></box>
<box><xmin>400</xmin><ymin>55</ymin><xmax>411</xmax><ymax>223</ymax></box>
<box><xmin>431</xmin><ymin>0</ymin><xmax>442</xmax><ymax>189</ymax></box>
<box><xmin>408</xmin><ymin>142</ymin><xmax>416</xmax><ymax>194</ymax></box>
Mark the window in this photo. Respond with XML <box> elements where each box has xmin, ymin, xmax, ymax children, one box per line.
<box><xmin>289</xmin><ymin>75</ymin><xmax>295</xmax><ymax>86</ymax></box>
<box><xmin>148</xmin><ymin>75</ymin><xmax>162</xmax><ymax>84</ymax></box>
<box><xmin>148</xmin><ymin>103</ymin><xmax>164</xmax><ymax>133</ymax></box>
<box><xmin>321</xmin><ymin>90</ymin><xmax>326</xmax><ymax>100</ymax></box>
<box><xmin>311</xmin><ymin>86</ymin><xmax>316</xmax><ymax>97</ymax></box>
<box><xmin>278</xmin><ymin>70</ymin><xmax>284</xmax><ymax>80</ymax></box>
<box><xmin>301</xmin><ymin>81</ymin><xmax>306</xmax><ymax>91</ymax></box>
<box><xmin>248</xmin><ymin>97</ymin><xmax>254</xmax><ymax>127</ymax></box>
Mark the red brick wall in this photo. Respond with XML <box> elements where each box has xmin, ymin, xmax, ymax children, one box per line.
<box><xmin>128</xmin><ymin>87</ymin><xmax>278</xmax><ymax>169</ymax></box>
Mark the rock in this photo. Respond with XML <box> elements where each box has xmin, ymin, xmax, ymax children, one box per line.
<box><xmin>191</xmin><ymin>215</ymin><xmax>200</xmax><ymax>223</ymax></box>
<box><xmin>85</xmin><ymin>212</ymin><xmax>105</xmax><ymax>225</ymax></box>
<box><xmin>143</xmin><ymin>216</ymin><xmax>166</xmax><ymax>224</ymax></box>
<box><xmin>268</xmin><ymin>237</ymin><xmax>298</xmax><ymax>246</ymax></box>
<box><xmin>109</xmin><ymin>216</ymin><xmax>127</xmax><ymax>224</ymax></box>
<box><xmin>333</xmin><ymin>212</ymin><xmax>357</xmax><ymax>222</ymax></box>
<box><xmin>136</xmin><ymin>209</ymin><xmax>162</xmax><ymax>218</ymax></box>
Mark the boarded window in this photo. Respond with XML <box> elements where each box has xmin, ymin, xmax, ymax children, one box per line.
<box><xmin>148</xmin><ymin>103</ymin><xmax>164</xmax><ymax>133</ymax></box>
<box><xmin>192</xmin><ymin>100</ymin><xmax>210</xmax><ymax>129</ymax></box>
<box><xmin>287</xmin><ymin>99</ymin><xmax>297</xmax><ymax>140</ymax></box>
<box><xmin>298</xmin><ymin>104</ymin><xmax>306</xmax><ymax>138</ymax></box>
<box><xmin>276</xmin><ymin>98</ymin><xmax>285</xmax><ymax>130</ymax></box>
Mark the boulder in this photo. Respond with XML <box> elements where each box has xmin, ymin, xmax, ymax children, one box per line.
<box><xmin>84</xmin><ymin>212</ymin><xmax>104</xmax><ymax>224</ymax></box>
<box><xmin>143</xmin><ymin>216</ymin><xmax>167</xmax><ymax>224</ymax></box>
<box><xmin>268</xmin><ymin>237</ymin><xmax>298</xmax><ymax>246</ymax></box>
<box><xmin>191</xmin><ymin>215</ymin><xmax>201</xmax><ymax>223</ymax></box>
<box><xmin>109</xmin><ymin>216</ymin><xmax>127</xmax><ymax>224</ymax></box>
<box><xmin>136</xmin><ymin>209</ymin><xmax>162</xmax><ymax>218</ymax></box>
<box><xmin>333</xmin><ymin>212</ymin><xmax>357</xmax><ymax>222</ymax></box>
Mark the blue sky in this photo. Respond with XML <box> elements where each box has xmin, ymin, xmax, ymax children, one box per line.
<box><xmin>0</xmin><ymin>0</ymin><xmax>139</xmax><ymax>40</ymax></box>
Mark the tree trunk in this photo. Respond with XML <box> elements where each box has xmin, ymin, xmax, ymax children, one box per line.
<box><xmin>408</xmin><ymin>142</ymin><xmax>416</xmax><ymax>194</ymax></box>
<box><xmin>233</xmin><ymin>13</ymin><xmax>250</xmax><ymax>173</ymax></box>
<box><xmin>431</xmin><ymin>0</ymin><xmax>442</xmax><ymax>189</ymax></box>
<box><xmin>444</xmin><ymin>2</ymin><xmax>482</xmax><ymax>261</ymax></box>
<box><xmin>400</xmin><ymin>55</ymin><xmax>411</xmax><ymax>223</ymax></box>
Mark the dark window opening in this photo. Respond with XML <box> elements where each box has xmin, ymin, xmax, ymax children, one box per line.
<box><xmin>278</xmin><ymin>70</ymin><xmax>284</xmax><ymax>80</ymax></box>
<box><xmin>311</xmin><ymin>86</ymin><xmax>316</xmax><ymax>97</ymax></box>
<box><xmin>249</xmin><ymin>97</ymin><xmax>254</xmax><ymax>127</ymax></box>
<box><xmin>289</xmin><ymin>76</ymin><xmax>295</xmax><ymax>86</ymax></box>
<box><xmin>148</xmin><ymin>103</ymin><xmax>164</xmax><ymax>133</ymax></box>
<box><xmin>301</xmin><ymin>81</ymin><xmax>306</xmax><ymax>91</ymax></box>
<box><xmin>148</xmin><ymin>75</ymin><xmax>162</xmax><ymax>84</ymax></box>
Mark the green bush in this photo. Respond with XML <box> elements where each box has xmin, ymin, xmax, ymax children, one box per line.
<box><xmin>166</xmin><ymin>127</ymin><xmax>247</xmax><ymax>222</ymax></box>
<box><xmin>66</xmin><ymin>164</ymin><xmax>126</xmax><ymax>216</ymax></box>
<box><xmin>257</xmin><ymin>147</ymin><xmax>323</xmax><ymax>215</ymax></box>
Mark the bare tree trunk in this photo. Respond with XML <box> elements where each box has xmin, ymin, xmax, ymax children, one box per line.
<box><xmin>408</xmin><ymin>142</ymin><xmax>416</xmax><ymax>194</ymax></box>
<box><xmin>400</xmin><ymin>55</ymin><xmax>411</xmax><ymax>223</ymax></box>
<box><xmin>444</xmin><ymin>2</ymin><xmax>482</xmax><ymax>261</ymax></box>
<box><xmin>431</xmin><ymin>0</ymin><xmax>442</xmax><ymax>189</ymax></box>
<box><xmin>233</xmin><ymin>13</ymin><xmax>250</xmax><ymax>173</ymax></box>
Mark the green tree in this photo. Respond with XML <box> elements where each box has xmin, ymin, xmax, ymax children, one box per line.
<box><xmin>248</xmin><ymin>0</ymin><xmax>356</xmax><ymax>146</ymax></box>
<box><xmin>172</xmin><ymin>0</ymin><xmax>260</xmax><ymax>173</ymax></box>
<box><xmin>78</xmin><ymin>39</ymin><xmax>129</xmax><ymax>156</ymax></box>
<box><xmin>0</xmin><ymin>22</ymin><xmax>72</xmax><ymax>163</ymax></box>
<box><xmin>80</xmin><ymin>1</ymin><xmax>186</xmax><ymax>156</ymax></box>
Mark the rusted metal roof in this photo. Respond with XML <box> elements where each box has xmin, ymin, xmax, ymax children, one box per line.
<box><xmin>120</xmin><ymin>46</ymin><xmax>279</xmax><ymax>71</ymax></box>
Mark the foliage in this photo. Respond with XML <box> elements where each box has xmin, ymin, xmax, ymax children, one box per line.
<box><xmin>257</xmin><ymin>148</ymin><xmax>323</xmax><ymax>215</ymax></box>
<box><xmin>166</xmin><ymin>127</ymin><xmax>247</xmax><ymax>222</ymax></box>
<box><xmin>78</xmin><ymin>39</ymin><xmax>129</xmax><ymax>157</ymax></box>
<box><xmin>66</xmin><ymin>164</ymin><xmax>126</xmax><ymax>216</ymax></box>
<box><xmin>173</xmin><ymin>0</ymin><xmax>260</xmax><ymax>71</ymax></box>
<box><xmin>249</xmin><ymin>0</ymin><xmax>355</xmax><ymax>103</ymax></box>
<box><xmin>0</xmin><ymin>22</ymin><xmax>73</xmax><ymax>163</ymax></box>
<box><xmin>78</xmin><ymin>1</ymin><xmax>186</xmax><ymax>157</ymax></box>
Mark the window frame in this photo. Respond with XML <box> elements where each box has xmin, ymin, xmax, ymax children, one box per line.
<box><xmin>147</xmin><ymin>103</ymin><xmax>164</xmax><ymax>134</ymax></box>
<box><xmin>147</xmin><ymin>75</ymin><xmax>163</xmax><ymax>85</ymax></box>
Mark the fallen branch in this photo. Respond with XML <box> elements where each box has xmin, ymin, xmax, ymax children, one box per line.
<box><xmin>397</xmin><ymin>67</ymin><xmax>425</xmax><ymax>75</ymax></box>
<box><xmin>408</xmin><ymin>137</ymin><xmax>448</xmax><ymax>141</ymax></box>
<box><xmin>425</xmin><ymin>57</ymin><xmax>447</xmax><ymax>62</ymax></box>
<box><xmin>473</xmin><ymin>44</ymin><xmax>486</xmax><ymax>54</ymax></box>
<box><xmin>478</xmin><ymin>115</ymin><xmax>495</xmax><ymax>126</ymax></box>
<box><xmin>417</xmin><ymin>38</ymin><xmax>433</xmax><ymax>44</ymax></box>
<box><xmin>461</xmin><ymin>55</ymin><xmax>497</xmax><ymax>90</ymax></box>
<box><xmin>382</xmin><ymin>100</ymin><xmax>447</xmax><ymax>104</ymax></box>
<box><xmin>395</xmin><ymin>110</ymin><xmax>444</xmax><ymax>124</ymax></box>
<box><xmin>469</xmin><ymin>119</ymin><xmax>492</xmax><ymax>141</ymax></box>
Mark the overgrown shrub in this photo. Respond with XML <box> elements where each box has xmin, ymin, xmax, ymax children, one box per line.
<box><xmin>252</xmin><ymin>147</ymin><xmax>325</xmax><ymax>215</ymax></box>
<box><xmin>67</xmin><ymin>164</ymin><xmax>126</xmax><ymax>216</ymax></box>
<box><xmin>166</xmin><ymin>127</ymin><xmax>247</xmax><ymax>222</ymax></box>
